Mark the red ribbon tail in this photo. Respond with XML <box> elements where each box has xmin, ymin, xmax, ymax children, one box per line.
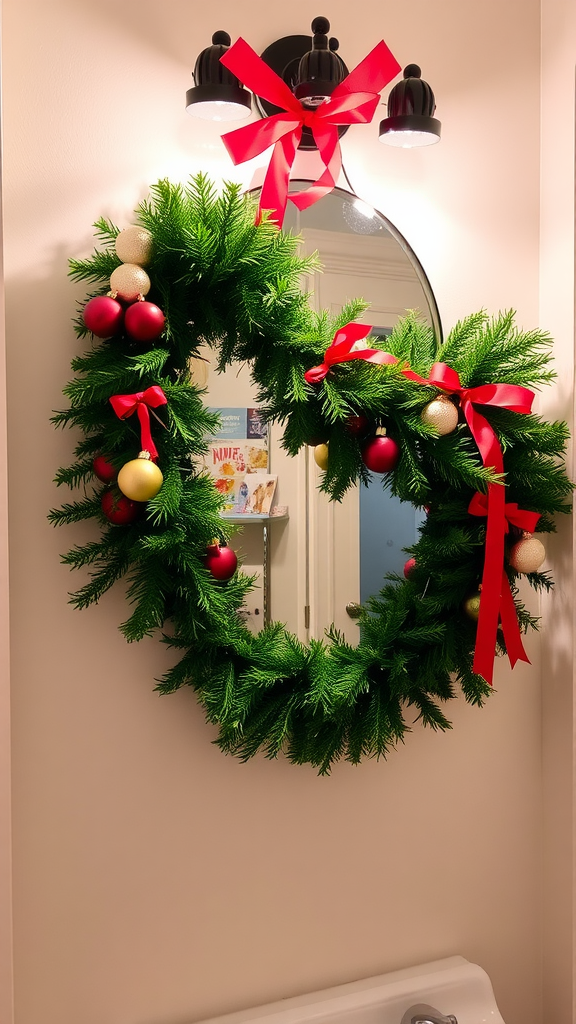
<box><xmin>499</xmin><ymin>572</ymin><xmax>530</xmax><ymax>669</ymax></box>
<box><xmin>304</xmin><ymin>363</ymin><xmax>329</xmax><ymax>384</ymax></box>
<box><xmin>290</xmin><ymin>125</ymin><xmax>341</xmax><ymax>212</ymax></box>
<box><xmin>220</xmin><ymin>38</ymin><xmax>301</xmax><ymax>114</ymax></box>
<box><xmin>332</xmin><ymin>39</ymin><xmax>401</xmax><ymax>98</ymax></box>
<box><xmin>472</xmin><ymin>480</ymin><xmax>506</xmax><ymax>685</ymax></box>
<box><xmin>257</xmin><ymin>132</ymin><xmax>300</xmax><ymax>226</ymax></box>
<box><xmin>136</xmin><ymin>403</ymin><xmax>157</xmax><ymax>460</ymax></box>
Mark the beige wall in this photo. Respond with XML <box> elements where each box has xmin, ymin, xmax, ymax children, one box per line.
<box><xmin>2</xmin><ymin>2</ymin><xmax>568</xmax><ymax>1023</ymax></box>
<box><xmin>540</xmin><ymin>0</ymin><xmax>576</xmax><ymax>1018</ymax></box>
<box><xmin>0</xmin><ymin>23</ymin><xmax>15</xmax><ymax>1019</ymax></box>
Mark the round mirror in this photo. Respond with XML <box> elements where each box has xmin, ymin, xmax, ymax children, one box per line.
<box><xmin>197</xmin><ymin>184</ymin><xmax>442</xmax><ymax>641</ymax></box>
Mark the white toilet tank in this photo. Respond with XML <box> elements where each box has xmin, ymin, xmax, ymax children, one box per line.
<box><xmin>194</xmin><ymin>957</ymin><xmax>505</xmax><ymax>1024</ymax></box>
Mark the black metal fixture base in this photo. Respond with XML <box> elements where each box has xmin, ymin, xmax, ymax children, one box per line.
<box><xmin>256</xmin><ymin>33</ymin><xmax>349</xmax><ymax>151</ymax></box>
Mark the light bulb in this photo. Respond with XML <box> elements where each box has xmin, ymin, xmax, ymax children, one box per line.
<box><xmin>186</xmin><ymin>99</ymin><xmax>251</xmax><ymax>122</ymax></box>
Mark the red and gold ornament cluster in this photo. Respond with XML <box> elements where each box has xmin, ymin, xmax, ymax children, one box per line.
<box><xmin>82</xmin><ymin>226</ymin><xmax>165</xmax><ymax>343</ymax></box>
<box><xmin>88</xmin><ymin>233</ymin><xmax>236</xmax><ymax>582</ymax></box>
<box><xmin>312</xmin><ymin>415</ymin><xmax>401</xmax><ymax>477</ymax></box>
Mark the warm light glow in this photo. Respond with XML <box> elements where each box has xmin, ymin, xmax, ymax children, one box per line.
<box><xmin>186</xmin><ymin>99</ymin><xmax>251</xmax><ymax>122</ymax></box>
<box><xmin>379</xmin><ymin>129</ymin><xmax>440</xmax><ymax>148</ymax></box>
<box><xmin>352</xmin><ymin>198</ymin><xmax>376</xmax><ymax>220</ymax></box>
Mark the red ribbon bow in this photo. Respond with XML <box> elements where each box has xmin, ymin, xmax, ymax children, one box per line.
<box><xmin>398</xmin><ymin>363</ymin><xmax>535</xmax><ymax>684</ymax></box>
<box><xmin>304</xmin><ymin>322</ymin><xmax>398</xmax><ymax>383</ymax></box>
<box><xmin>468</xmin><ymin>491</ymin><xmax>540</xmax><ymax>535</ymax></box>
<box><xmin>304</xmin><ymin>333</ymin><xmax>536</xmax><ymax>684</ymax></box>
<box><xmin>220</xmin><ymin>38</ymin><xmax>401</xmax><ymax>227</ymax></box>
<box><xmin>468</xmin><ymin>491</ymin><xmax>540</xmax><ymax>674</ymax></box>
<box><xmin>109</xmin><ymin>386</ymin><xmax>167</xmax><ymax>460</ymax></box>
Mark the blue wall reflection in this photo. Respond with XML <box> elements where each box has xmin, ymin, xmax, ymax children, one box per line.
<box><xmin>360</xmin><ymin>485</ymin><xmax>425</xmax><ymax>602</ymax></box>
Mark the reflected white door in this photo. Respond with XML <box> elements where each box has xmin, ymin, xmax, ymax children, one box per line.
<box><xmin>303</xmin><ymin>229</ymin><xmax>430</xmax><ymax>642</ymax></box>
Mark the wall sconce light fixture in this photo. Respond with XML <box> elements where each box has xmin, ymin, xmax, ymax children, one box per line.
<box><xmin>186</xmin><ymin>18</ymin><xmax>440</xmax><ymax>146</ymax></box>
<box><xmin>185</xmin><ymin>18</ymin><xmax>441</xmax><ymax>226</ymax></box>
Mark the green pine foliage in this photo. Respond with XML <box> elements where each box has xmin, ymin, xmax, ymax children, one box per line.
<box><xmin>52</xmin><ymin>174</ymin><xmax>572</xmax><ymax>773</ymax></box>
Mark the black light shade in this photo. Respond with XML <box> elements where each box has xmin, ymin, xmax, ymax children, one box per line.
<box><xmin>293</xmin><ymin>17</ymin><xmax>345</xmax><ymax>107</ymax></box>
<box><xmin>379</xmin><ymin>64</ymin><xmax>441</xmax><ymax>147</ymax></box>
<box><xmin>186</xmin><ymin>31</ymin><xmax>251</xmax><ymax>122</ymax></box>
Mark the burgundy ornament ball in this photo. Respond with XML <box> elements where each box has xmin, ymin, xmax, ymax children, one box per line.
<box><xmin>346</xmin><ymin>414</ymin><xmax>370</xmax><ymax>437</ymax></box>
<box><xmin>403</xmin><ymin>557</ymin><xmax>416</xmax><ymax>579</ymax></box>
<box><xmin>101</xmin><ymin>489</ymin><xmax>141</xmax><ymax>525</ymax></box>
<box><xmin>204</xmin><ymin>543</ymin><xmax>238</xmax><ymax>581</ymax></box>
<box><xmin>124</xmin><ymin>300</ymin><xmax>166</xmax><ymax>342</ymax></box>
<box><xmin>82</xmin><ymin>295</ymin><xmax>124</xmax><ymax>338</ymax></box>
<box><xmin>361</xmin><ymin>435</ymin><xmax>400</xmax><ymax>474</ymax></box>
<box><xmin>93</xmin><ymin>454</ymin><xmax>118</xmax><ymax>484</ymax></box>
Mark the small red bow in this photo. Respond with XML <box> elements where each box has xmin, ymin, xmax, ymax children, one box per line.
<box><xmin>109</xmin><ymin>385</ymin><xmax>167</xmax><ymax>459</ymax></box>
<box><xmin>304</xmin><ymin>322</ymin><xmax>397</xmax><ymax>383</ymax></box>
<box><xmin>468</xmin><ymin>491</ymin><xmax>540</xmax><ymax>535</ymax></box>
<box><xmin>468</xmin><ymin>491</ymin><xmax>540</xmax><ymax>672</ymax></box>
<box><xmin>220</xmin><ymin>38</ymin><xmax>401</xmax><ymax>227</ymax></box>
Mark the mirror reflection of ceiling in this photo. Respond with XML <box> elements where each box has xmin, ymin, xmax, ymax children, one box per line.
<box><xmin>280</xmin><ymin>183</ymin><xmax>439</xmax><ymax>334</ymax></box>
<box><xmin>283</xmin><ymin>189</ymin><xmax>393</xmax><ymax>236</ymax></box>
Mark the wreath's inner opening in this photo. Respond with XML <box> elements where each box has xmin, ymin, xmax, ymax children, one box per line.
<box><xmin>193</xmin><ymin>184</ymin><xmax>440</xmax><ymax>643</ymax></box>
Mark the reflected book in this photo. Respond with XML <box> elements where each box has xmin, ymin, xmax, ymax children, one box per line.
<box><xmin>205</xmin><ymin>408</ymin><xmax>269</xmax><ymax>511</ymax></box>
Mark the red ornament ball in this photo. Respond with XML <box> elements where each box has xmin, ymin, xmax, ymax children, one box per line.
<box><xmin>101</xmin><ymin>489</ymin><xmax>141</xmax><ymax>525</ymax></box>
<box><xmin>346</xmin><ymin>414</ymin><xmax>370</xmax><ymax>437</ymax></box>
<box><xmin>204</xmin><ymin>543</ymin><xmax>238</xmax><ymax>581</ymax></box>
<box><xmin>124</xmin><ymin>300</ymin><xmax>166</xmax><ymax>342</ymax></box>
<box><xmin>362</xmin><ymin>435</ymin><xmax>400</xmax><ymax>474</ymax></box>
<box><xmin>93</xmin><ymin>454</ymin><xmax>117</xmax><ymax>484</ymax></box>
<box><xmin>82</xmin><ymin>295</ymin><xmax>124</xmax><ymax>338</ymax></box>
<box><xmin>403</xmin><ymin>557</ymin><xmax>416</xmax><ymax>579</ymax></box>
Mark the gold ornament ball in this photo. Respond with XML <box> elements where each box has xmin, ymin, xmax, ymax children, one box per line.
<box><xmin>115</xmin><ymin>226</ymin><xmax>154</xmax><ymax>266</ymax></box>
<box><xmin>117</xmin><ymin>453</ymin><xmax>163</xmax><ymax>502</ymax></box>
<box><xmin>314</xmin><ymin>443</ymin><xmax>329</xmax><ymax>471</ymax></box>
<box><xmin>421</xmin><ymin>397</ymin><xmax>459</xmax><ymax>435</ymax></box>
<box><xmin>509</xmin><ymin>535</ymin><xmax>546</xmax><ymax>574</ymax></box>
<box><xmin>110</xmin><ymin>263</ymin><xmax>151</xmax><ymax>302</ymax></box>
<box><xmin>463</xmin><ymin>591</ymin><xmax>482</xmax><ymax>621</ymax></box>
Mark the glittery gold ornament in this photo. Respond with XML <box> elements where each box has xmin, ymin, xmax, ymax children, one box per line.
<box><xmin>421</xmin><ymin>395</ymin><xmax>459</xmax><ymax>435</ymax></box>
<box><xmin>463</xmin><ymin>591</ymin><xmax>482</xmax><ymax>621</ymax></box>
<box><xmin>117</xmin><ymin>451</ymin><xmax>163</xmax><ymax>502</ymax></box>
<box><xmin>109</xmin><ymin>263</ymin><xmax>151</xmax><ymax>302</ymax></box>
<box><xmin>115</xmin><ymin>226</ymin><xmax>153</xmax><ymax>266</ymax></box>
<box><xmin>508</xmin><ymin>534</ymin><xmax>545</xmax><ymax>574</ymax></box>
<box><xmin>313</xmin><ymin>443</ymin><xmax>329</xmax><ymax>470</ymax></box>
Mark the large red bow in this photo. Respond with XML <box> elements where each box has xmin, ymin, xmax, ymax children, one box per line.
<box><xmin>109</xmin><ymin>386</ymin><xmax>167</xmax><ymax>460</ymax></box>
<box><xmin>398</xmin><ymin>363</ymin><xmax>534</xmax><ymax>683</ymax></box>
<box><xmin>304</xmin><ymin>322</ymin><xmax>398</xmax><ymax>383</ymax></box>
<box><xmin>220</xmin><ymin>38</ymin><xmax>401</xmax><ymax>227</ymax></box>
<box><xmin>304</xmin><ymin>335</ymin><xmax>536</xmax><ymax>684</ymax></box>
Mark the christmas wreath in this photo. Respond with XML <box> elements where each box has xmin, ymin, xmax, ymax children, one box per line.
<box><xmin>51</xmin><ymin>175</ymin><xmax>571</xmax><ymax>773</ymax></box>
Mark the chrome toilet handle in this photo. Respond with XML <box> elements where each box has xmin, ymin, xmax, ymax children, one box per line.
<box><xmin>400</xmin><ymin>1004</ymin><xmax>458</xmax><ymax>1024</ymax></box>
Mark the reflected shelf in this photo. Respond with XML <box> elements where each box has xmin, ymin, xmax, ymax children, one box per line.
<box><xmin>220</xmin><ymin>510</ymin><xmax>289</xmax><ymax>524</ymax></box>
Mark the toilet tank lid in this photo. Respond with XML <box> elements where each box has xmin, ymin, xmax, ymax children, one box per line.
<box><xmin>192</xmin><ymin>957</ymin><xmax>505</xmax><ymax>1024</ymax></box>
